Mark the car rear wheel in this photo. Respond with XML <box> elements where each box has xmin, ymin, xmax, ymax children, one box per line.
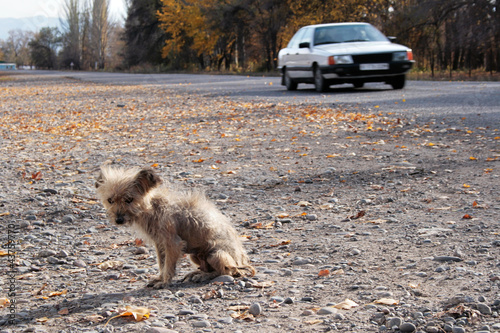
<box><xmin>314</xmin><ymin>66</ymin><xmax>328</xmax><ymax>92</ymax></box>
<box><xmin>284</xmin><ymin>69</ymin><xmax>298</xmax><ymax>91</ymax></box>
<box><xmin>389</xmin><ymin>75</ymin><xmax>406</xmax><ymax>90</ymax></box>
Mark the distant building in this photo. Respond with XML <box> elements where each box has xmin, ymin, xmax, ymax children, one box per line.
<box><xmin>0</xmin><ymin>62</ymin><xmax>17</xmax><ymax>70</ymax></box>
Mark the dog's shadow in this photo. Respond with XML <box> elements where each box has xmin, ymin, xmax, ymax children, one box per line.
<box><xmin>1</xmin><ymin>282</ymin><xmax>210</xmax><ymax>328</ymax></box>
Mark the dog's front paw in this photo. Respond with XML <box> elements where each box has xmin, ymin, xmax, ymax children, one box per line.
<box><xmin>183</xmin><ymin>271</ymin><xmax>218</xmax><ymax>283</ymax></box>
<box><xmin>146</xmin><ymin>277</ymin><xmax>170</xmax><ymax>289</ymax></box>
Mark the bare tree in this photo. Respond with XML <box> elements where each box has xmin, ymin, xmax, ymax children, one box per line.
<box><xmin>60</xmin><ymin>0</ymin><xmax>81</xmax><ymax>69</ymax></box>
<box><xmin>91</xmin><ymin>0</ymin><xmax>110</xmax><ymax>69</ymax></box>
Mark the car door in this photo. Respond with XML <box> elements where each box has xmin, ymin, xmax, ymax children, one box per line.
<box><xmin>294</xmin><ymin>27</ymin><xmax>314</xmax><ymax>79</ymax></box>
<box><xmin>283</xmin><ymin>28</ymin><xmax>306</xmax><ymax>78</ymax></box>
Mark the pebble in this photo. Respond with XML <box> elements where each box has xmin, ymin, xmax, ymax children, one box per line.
<box><xmin>135</xmin><ymin>246</ymin><xmax>149</xmax><ymax>254</ymax></box>
<box><xmin>317</xmin><ymin>307</ymin><xmax>337</xmax><ymax>315</ymax></box>
<box><xmin>451</xmin><ymin>327</ymin><xmax>465</xmax><ymax>333</ymax></box>
<box><xmin>249</xmin><ymin>303</ymin><xmax>262</xmax><ymax>316</ymax></box>
<box><xmin>38</xmin><ymin>250</ymin><xmax>57</xmax><ymax>257</ymax></box>
<box><xmin>191</xmin><ymin>320</ymin><xmax>211</xmax><ymax>328</ymax></box>
<box><xmin>433</xmin><ymin>256</ymin><xmax>462</xmax><ymax>262</ymax></box>
<box><xmin>388</xmin><ymin>317</ymin><xmax>403</xmax><ymax>328</ymax></box>
<box><xmin>305</xmin><ymin>214</ymin><xmax>318</xmax><ymax>221</ymax></box>
<box><xmin>400</xmin><ymin>322</ymin><xmax>417</xmax><ymax>332</ymax></box>
<box><xmin>476</xmin><ymin>303</ymin><xmax>492</xmax><ymax>315</ymax></box>
<box><xmin>146</xmin><ymin>328</ymin><xmax>178</xmax><ymax>333</ymax></box>
<box><xmin>292</xmin><ymin>257</ymin><xmax>311</xmax><ymax>265</ymax></box>
<box><xmin>211</xmin><ymin>275</ymin><xmax>234</xmax><ymax>283</ymax></box>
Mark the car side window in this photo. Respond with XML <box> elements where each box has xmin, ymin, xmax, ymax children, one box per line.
<box><xmin>287</xmin><ymin>28</ymin><xmax>306</xmax><ymax>49</ymax></box>
<box><xmin>300</xmin><ymin>27</ymin><xmax>313</xmax><ymax>46</ymax></box>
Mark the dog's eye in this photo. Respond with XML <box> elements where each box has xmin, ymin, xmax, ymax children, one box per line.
<box><xmin>125</xmin><ymin>197</ymin><xmax>134</xmax><ymax>204</ymax></box>
<box><xmin>107</xmin><ymin>198</ymin><xmax>114</xmax><ymax>204</ymax></box>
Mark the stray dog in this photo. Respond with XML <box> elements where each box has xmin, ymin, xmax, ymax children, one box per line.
<box><xmin>95</xmin><ymin>166</ymin><xmax>255</xmax><ymax>288</ymax></box>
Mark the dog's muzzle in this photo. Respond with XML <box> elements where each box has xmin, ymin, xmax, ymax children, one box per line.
<box><xmin>115</xmin><ymin>214</ymin><xmax>126</xmax><ymax>225</ymax></box>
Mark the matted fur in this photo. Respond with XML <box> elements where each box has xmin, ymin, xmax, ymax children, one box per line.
<box><xmin>95</xmin><ymin>166</ymin><xmax>255</xmax><ymax>288</ymax></box>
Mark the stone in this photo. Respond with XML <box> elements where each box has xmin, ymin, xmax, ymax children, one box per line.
<box><xmin>249</xmin><ymin>303</ymin><xmax>262</xmax><ymax>316</ymax></box>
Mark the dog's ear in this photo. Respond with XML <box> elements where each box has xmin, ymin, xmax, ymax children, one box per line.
<box><xmin>134</xmin><ymin>168</ymin><xmax>162</xmax><ymax>194</ymax></box>
<box><xmin>95</xmin><ymin>170</ymin><xmax>104</xmax><ymax>188</ymax></box>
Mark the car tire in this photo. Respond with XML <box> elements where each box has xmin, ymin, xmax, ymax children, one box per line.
<box><xmin>314</xmin><ymin>66</ymin><xmax>328</xmax><ymax>92</ymax></box>
<box><xmin>389</xmin><ymin>75</ymin><xmax>406</xmax><ymax>90</ymax></box>
<box><xmin>284</xmin><ymin>69</ymin><xmax>298</xmax><ymax>91</ymax></box>
<box><xmin>353</xmin><ymin>81</ymin><xmax>364</xmax><ymax>88</ymax></box>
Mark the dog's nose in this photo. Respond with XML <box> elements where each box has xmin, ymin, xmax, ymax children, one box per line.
<box><xmin>116</xmin><ymin>215</ymin><xmax>125</xmax><ymax>224</ymax></box>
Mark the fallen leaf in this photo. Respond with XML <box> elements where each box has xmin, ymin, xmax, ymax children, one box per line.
<box><xmin>349</xmin><ymin>211</ymin><xmax>366</xmax><ymax>220</ymax></box>
<box><xmin>105</xmin><ymin>306</ymin><xmax>150</xmax><ymax>327</ymax></box>
<box><xmin>135</xmin><ymin>238</ymin><xmax>145</xmax><ymax>246</ymax></box>
<box><xmin>47</xmin><ymin>290</ymin><xmax>67</xmax><ymax>297</ymax></box>
<box><xmin>333</xmin><ymin>299</ymin><xmax>359</xmax><ymax>310</ymax></box>
<box><xmin>230</xmin><ymin>311</ymin><xmax>255</xmax><ymax>321</ymax></box>
<box><xmin>462</xmin><ymin>214</ymin><xmax>473</xmax><ymax>219</ymax></box>
<box><xmin>297</xmin><ymin>201</ymin><xmax>312</xmax><ymax>207</ymax></box>
<box><xmin>374</xmin><ymin>298</ymin><xmax>400</xmax><ymax>305</ymax></box>
<box><xmin>270</xmin><ymin>240</ymin><xmax>291</xmax><ymax>247</ymax></box>
<box><xmin>250</xmin><ymin>281</ymin><xmax>274</xmax><ymax>288</ymax></box>
<box><xmin>0</xmin><ymin>298</ymin><xmax>10</xmax><ymax>308</ymax></box>
<box><xmin>36</xmin><ymin>317</ymin><xmax>49</xmax><ymax>323</ymax></box>
<box><xmin>227</xmin><ymin>305</ymin><xmax>250</xmax><ymax>311</ymax></box>
<box><xmin>305</xmin><ymin>319</ymin><xmax>324</xmax><ymax>325</ymax></box>
<box><xmin>98</xmin><ymin>260</ymin><xmax>124</xmax><ymax>270</ymax></box>
<box><xmin>318</xmin><ymin>269</ymin><xmax>330</xmax><ymax>277</ymax></box>
<box><xmin>85</xmin><ymin>314</ymin><xmax>105</xmax><ymax>323</ymax></box>
<box><xmin>0</xmin><ymin>250</ymin><xmax>9</xmax><ymax>256</ymax></box>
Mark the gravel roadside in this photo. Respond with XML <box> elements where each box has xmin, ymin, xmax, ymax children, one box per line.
<box><xmin>0</xmin><ymin>74</ymin><xmax>499</xmax><ymax>333</ymax></box>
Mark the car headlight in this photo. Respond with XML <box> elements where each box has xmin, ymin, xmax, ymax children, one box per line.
<box><xmin>393</xmin><ymin>50</ymin><xmax>413</xmax><ymax>61</ymax></box>
<box><xmin>328</xmin><ymin>55</ymin><xmax>353</xmax><ymax>65</ymax></box>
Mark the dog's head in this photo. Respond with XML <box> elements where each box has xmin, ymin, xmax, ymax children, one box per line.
<box><xmin>95</xmin><ymin>166</ymin><xmax>162</xmax><ymax>225</ymax></box>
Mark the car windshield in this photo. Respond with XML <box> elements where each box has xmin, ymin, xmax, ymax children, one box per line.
<box><xmin>313</xmin><ymin>24</ymin><xmax>388</xmax><ymax>46</ymax></box>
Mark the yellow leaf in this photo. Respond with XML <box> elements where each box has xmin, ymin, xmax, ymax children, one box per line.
<box><xmin>0</xmin><ymin>250</ymin><xmax>10</xmax><ymax>256</ymax></box>
<box><xmin>105</xmin><ymin>306</ymin><xmax>150</xmax><ymax>327</ymax></box>
<box><xmin>36</xmin><ymin>317</ymin><xmax>49</xmax><ymax>323</ymax></box>
<box><xmin>333</xmin><ymin>299</ymin><xmax>359</xmax><ymax>310</ymax></box>
<box><xmin>0</xmin><ymin>298</ymin><xmax>10</xmax><ymax>308</ymax></box>
<box><xmin>305</xmin><ymin>319</ymin><xmax>324</xmax><ymax>325</ymax></box>
<box><xmin>469</xmin><ymin>156</ymin><xmax>477</xmax><ymax>160</ymax></box>
<box><xmin>463</xmin><ymin>184</ymin><xmax>471</xmax><ymax>188</ymax></box>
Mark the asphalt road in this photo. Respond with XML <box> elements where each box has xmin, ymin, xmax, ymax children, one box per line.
<box><xmin>23</xmin><ymin>70</ymin><xmax>500</xmax><ymax>127</ymax></box>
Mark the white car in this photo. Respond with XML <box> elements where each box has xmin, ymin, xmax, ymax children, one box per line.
<box><xmin>278</xmin><ymin>22</ymin><xmax>414</xmax><ymax>92</ymax></box>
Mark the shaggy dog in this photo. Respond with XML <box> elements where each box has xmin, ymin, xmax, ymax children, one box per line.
<box><xmin>95</xmin><ymin>166</ymin><xmax>255</xmax><ymax>288</ymax></box>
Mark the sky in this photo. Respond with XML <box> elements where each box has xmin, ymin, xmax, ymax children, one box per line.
<box><xmin>0</xmin><ymin>0</ymin><xmax>127</xmax><ymax>20</ymax></box>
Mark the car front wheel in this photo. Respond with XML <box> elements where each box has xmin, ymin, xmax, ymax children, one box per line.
<box><xmin>284</xmin><ymin>69</ymin><xmax>298</xmax><ymax>91</ymax></box>
<box><xmin>389</xmin><ymin>75</ymin><xmax>406</xmax><ymax>90</ymax></box>
<box><xmin>314</xmin><ymin>66</ymin><xmax>328</xmax><ymax>92</ymax></box>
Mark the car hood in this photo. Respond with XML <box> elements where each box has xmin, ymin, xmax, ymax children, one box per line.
<box><xmin>314</xmin><ymin>41</ymin><xmax>409</xmax><ymax>55</ymax></box>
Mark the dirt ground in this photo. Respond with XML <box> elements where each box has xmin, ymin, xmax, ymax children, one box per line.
<box><xmin>0</xmin><ymin>74</ymin><xmax>499</xmax><ymax>333</ymax></box>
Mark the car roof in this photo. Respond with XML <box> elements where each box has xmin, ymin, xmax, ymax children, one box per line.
<box><xmin>302</xmin><ymin>22</ymin><xmax>371</xmax><ymax>29</ymax></box>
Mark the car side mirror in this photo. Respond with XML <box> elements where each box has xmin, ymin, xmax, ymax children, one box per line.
<box><xmin>299</xmin><ymin>42</ymin><xmax>310</xmax><ymax>48</ymax></box>
<box><xmin>387</xmin><ymin>36</ymin><xmax>397</xmax><ymax>42</ymax></box>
